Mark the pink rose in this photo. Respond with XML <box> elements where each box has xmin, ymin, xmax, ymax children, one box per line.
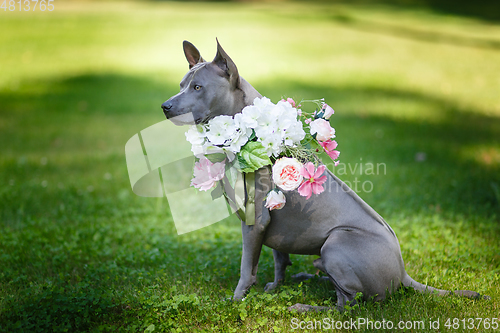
<box><xmin>310</xmin><ymin>118</ymin><xmax>336</xmax><ymax>142</ymax></box>
<box><xmin>190</xmin><ymin>156</ymin><xmax>226</xmax><ymax>191</ymax></box>
<box><xmin>265</xmin><ymin>190</ymin><xmax>286</xmax><ymax>210</ymax></box>
<box><xmin>272</xmin><ymin>157</ymin><xmax>303</xmax><ymax>191</ymax></box>
<box><xmin>321</xmin><ymin>103</ymin><xmax>334</xmax><ymax>119</ymax></box>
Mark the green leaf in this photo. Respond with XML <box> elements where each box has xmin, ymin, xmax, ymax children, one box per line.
<box><xmin>225</xmin><ymin>160</ymin><xmax>239</xmax><ymax>188</ymax></box>
<box><xmin>237</xmin><ymin>141</ymin><xmax>272</xmax><ymax>173</ymax></box>
<box><xmin>204</xmin><ymin>153</ymin><xmax>226</xmax><ymax>163</ymax></box>
<box><xmin>248</xmin><ymin>129</ymin><xmax>257</xmax><ymax>142</ymax></box>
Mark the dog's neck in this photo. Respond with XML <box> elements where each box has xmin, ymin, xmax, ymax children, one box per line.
<box><xmin>216</xmin><ymin>75</ymin><xmax>262</xmax><ymax>118</ymax></box>
<box><xmin>240</xmin><ymin>77</ymin><xmax>262</xmax><ymax>108</ymax></box>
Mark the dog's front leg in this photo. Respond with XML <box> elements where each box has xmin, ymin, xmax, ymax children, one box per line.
<box><xmin>233</xmin><ymin>167</ymin><xmax>272</xmax><ymax>300</ymax></box>
<box><xmin>233</xmin><ymin>220</ymin><xmax>267</xmax><ymax>300</ymax></box>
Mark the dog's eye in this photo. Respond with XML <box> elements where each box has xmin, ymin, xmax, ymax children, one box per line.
<box><xmin>194</xmin><ymin>85</ymin><xmax>202</xmax><ymax>91</ymax></box>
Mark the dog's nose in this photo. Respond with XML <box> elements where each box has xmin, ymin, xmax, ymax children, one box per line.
<box><xmin>161</xmin><ymin>102</ymin><xmax>173</xmax><ymax>112</ymax></box>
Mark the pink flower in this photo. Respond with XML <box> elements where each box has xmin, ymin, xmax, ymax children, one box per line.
<box><xmin>280</xmin><ymin>97</ymin><xmax>296</xmax><ymax>108</ymax></box>
<box><xmin>319</xmin><ymin>140</ymin><xmax>340</xmax><ymax>160</ymax></box>
<box><xmin>321</xmin><ymin>103</ymin><xmax>334</xmax><ymax>119</ymax></box>
<box><xmin>265</xmin><ymin>190</ymin><xmax>286</xmax><ymax>211</ymax></box>
<box><xmin>320</xmin><ymin>139</ymin><xmax>337</xmax><ymax>151</ymax></box>
<box><xmin>326</xmin><ymin>150</ymin><xmax>340</xmax><ymax>160</ymax></box>
<box><xmin>304</xmin><ymin>118</ymin><xmax>312</xmax><ymax>125</ymax></box>
<box><xmin>272</xmin><ymin>157</ymin><xmax>303</xmax><ymax>191</ymax></box>
<box><xmin>298</xmin><ymin>163</ymin><xmax>327</xmax><ymax>200</ymax></box>
<box><xmin>309</xmin><ymin>118</ymin><xmax>336</xmax><ymax>142</ymax></box>
<box><xmin>190</xmin><ymin>156</ymin><xmax>226</xmax><ymax>191</ymax></box>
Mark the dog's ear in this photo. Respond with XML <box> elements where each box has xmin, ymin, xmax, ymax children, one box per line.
<box><xmin>212</xmin><ymin>38</ymin><xmax>240</xmax><ymax>89</ymax></box>
<box><xmin>183</xmin><ymin>40</ymin><xmax>205</xmax><ymax>69</ymax></box>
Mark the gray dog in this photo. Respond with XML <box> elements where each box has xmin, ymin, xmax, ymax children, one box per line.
<box><xmin>161</xmin><ymin>40</ymin><xmax>485</xmax><ymax>311</ymax></box>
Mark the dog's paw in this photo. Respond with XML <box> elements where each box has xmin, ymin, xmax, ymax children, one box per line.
<box><xmin>264</xmin><ymin>281</ymin><xmax>278</xmax><ymax>292</ymax></box>
<box><xmin>454</xmin><ymin>290</ymin><xmax>491</xmax><ymax>300</ymax></box>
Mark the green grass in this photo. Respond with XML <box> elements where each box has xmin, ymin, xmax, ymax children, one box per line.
<box><xmin>1</xmin><ymin>1</ymin><xmax>500</xmax><ymax>332</ymax></box>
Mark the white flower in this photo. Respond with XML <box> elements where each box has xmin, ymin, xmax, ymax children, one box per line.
<box><xmin>309</xmin><ymin>118</ymin><xmax>336</xmax><ymax>142</ymax></box>
<box><xmin>228</xmin><ymin>129</ymin><xmax>250</xmax><ymax>153</ymax></box>
<box><xmin>275</xmin><ymin>112</ymin><xmax>294</xmax><ymax>135</ymax></box>
<box><xmin>276</xmin><ymin>100</ymin><xmax>297</xmax><ymax>116</ymax></box>
<box><xmin>254</xmin><ymin>123</ymin><xmax>276</xmax><ymax>142</ymax></box>
<box><xmin>259</xmin><ymin>134</ymin><xmax>283</xmax><ymax>157</ymax></box>
<box><xmin>283</xmin><ymin>121</ymin><xmax>305</xmax><ymax>146</ymax></box>
<box><xmin>253</xmin><ymin>96</ymin><xmax>275</xmax><ymax>112</ymax></box>
<box><xmin>255</xmin><ymin>109</ymin><xmax>277</xmax><ymax>129</ymax></box>
<box><xmin>185</xmin><ymin>125</ymin><xmax>206</xmax><ymax>146</ymax></box>
<box><xmin>191</xmin><ymin>143</ymin><xmax>206</xmax><ymax>156</ymax></box>
<box><xmin>206</xmin><ymin>115</ymin><xmax>236</xmax><ymax>145</ymax></box>
<box><xmin>238</xmin><ymin>105</ymin><xmax>261</xmax><ymax>129</ymax></box>
<box><xmin>233</xmin><ymin>113</ymin><xmax>253</xmax><ymax>138</ymax></box>
<box><xmin>272</xmin><ymin>157</ymin><xmax>303</xmax><ymax>191</ymax></box>
<box><xmin>265</xmin><ymin>190</ymin><xmax>286</xmax><ymax>211</ymax></box>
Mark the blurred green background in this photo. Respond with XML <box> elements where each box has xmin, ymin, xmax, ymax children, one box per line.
<box><xmin>1</xmin><ymin>0</ymin><xmax>499</xmax><ymax>332</ymax></box>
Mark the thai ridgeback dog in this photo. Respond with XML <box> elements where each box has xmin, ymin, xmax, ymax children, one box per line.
<box><xmin>161</xmin><ymin>40</ymin><xmax>487</xmax><ymax>311</ymax></box>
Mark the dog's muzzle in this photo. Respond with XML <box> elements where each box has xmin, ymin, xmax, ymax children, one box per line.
<box><xmin>161</xmin><ymin>102</ymin><xmax>198</xmax><ymax>125</ymax></box>
<box><xmin>161</xmin><ymin>102</ymin><xmax>173</xmax><ymax>117</ymax></box>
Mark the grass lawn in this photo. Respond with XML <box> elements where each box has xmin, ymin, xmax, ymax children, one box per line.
<box><xmin>1</xmin><ymin>1</ymin><xmax>500</xmax><ymax>332</ymax></box>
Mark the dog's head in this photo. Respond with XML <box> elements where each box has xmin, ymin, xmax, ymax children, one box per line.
<box><xmin>162</xmin><ymin>40</ymin><xmax>245</xmax><ymax>126</ymax></box>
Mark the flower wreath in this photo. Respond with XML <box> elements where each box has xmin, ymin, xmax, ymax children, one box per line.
<box><xmin>185</xmin><ymin>97</ymin><xmax>339</xmax><ymax>217</ymax></box>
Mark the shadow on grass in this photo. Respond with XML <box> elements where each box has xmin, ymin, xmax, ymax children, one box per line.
<box><xmin>0</xmin><ymin>73</ymin><xmax>177</xmax><ymax>155</ymax></box>
<box><xmin>314</xmin><ymin>0</ymin><xmax>500</xmax><ymax>23</ymax></box>
<box><xmin>1</xmin><ymin>72</ymin><xmax>499</xmax><ymax>220</ymax></box>
<box><xmin>415</xmin><ymin>0</ymin><xmax>500</xmax><ymax>22</ymax></box>
<box><xmin>327</xmin><ymin>12</ymin><xmax>500</xmax><ymax>51</ymax></box>
<box><xmin>152</xmin><ymin>0</ymin><xmax>500</xmax><ymax>22</ymax></box>
<box><xmin>1</xmin><ymin>72</ymin><xmax>499</xmax><ymax>331</ymax></box>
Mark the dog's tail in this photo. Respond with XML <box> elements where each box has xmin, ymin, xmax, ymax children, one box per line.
<box><xmin>402</xmin><ymin>274</ymin><xmax>490</xmax><ymax>299</ymax></box>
